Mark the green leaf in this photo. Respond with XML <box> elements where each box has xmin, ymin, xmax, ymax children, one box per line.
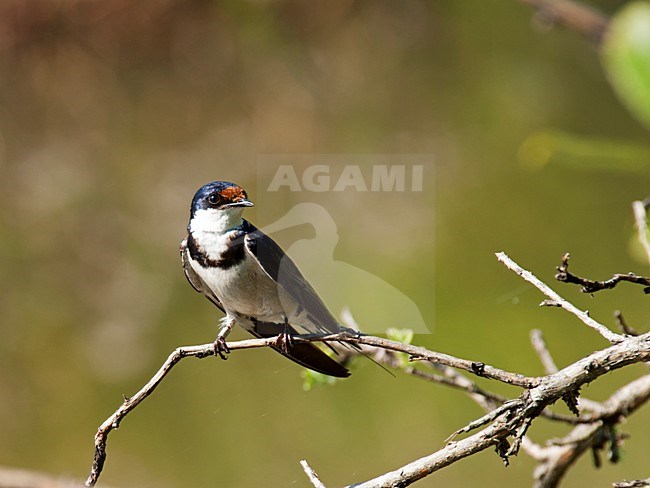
<box><xmin>385</xmin><ymin>328</ymin><xmax>414</xmax><ymax>345</ymax></box>
<box><xmin>385</xmin><ymin>328</ymin><xmax>414</xmax><ymax>367</ymax></box>
<box><xmin>602</xmin><ymin>2</ymin><xmax>650</xmax><ymax>130</ymax></box>
<box><xmin>301</xmin><ymin>369</ymin><xmax>338</xmax><ymax>391</ymax></box>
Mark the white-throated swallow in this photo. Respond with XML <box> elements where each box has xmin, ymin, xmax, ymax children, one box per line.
<box><xmin>180</xmin><ymin>180</ymin><xmax>352</xmax><ymax>378</ymax></box>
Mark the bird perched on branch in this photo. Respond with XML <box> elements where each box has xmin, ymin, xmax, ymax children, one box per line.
<box><xmin>180</xmin><ymin>180</ymin><xmax>353</xmax><ymax>378</ymax></box>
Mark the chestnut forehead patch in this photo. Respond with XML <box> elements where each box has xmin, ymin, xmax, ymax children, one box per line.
<box><xmin>219</xmin><ymin>186</ymin><xmax>246</xmax><ymax>201</ymax></box>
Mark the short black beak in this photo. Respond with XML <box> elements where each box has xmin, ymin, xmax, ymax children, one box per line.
<box><xmin>225</xmin><ymin>199</ymin><xmax>254</xmax><ymax>208</ymax></box>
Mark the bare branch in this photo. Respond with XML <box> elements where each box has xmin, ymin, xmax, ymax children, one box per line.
<box><xmin>348</xmin><ymin>417</ymin><xmax>513</xmax><ymax>488</ymax></box>
<box><xmin>85</xmin><ymin>255</ymin><xmax>649</xmax><ymax>488</ymax></box>
<box><xmin>614</xmin><ymin>479</ymin><xmax>650</xmax><ymax>488</ymax></box>
<box><xmin>556</xmin><ymin>253</ymin><xmax>650</xmax><ymax>294</ymax></box>
<box><xmin>497</xmin><ymin>252</ymin><xmax>624</xmax><ymax>343</ymax></box>
<box><xmin>532</xmin><ymin>374</ymin><xmax>650</xmax><ymax>488</ymax></box>
<box><xmin>354</xmin><ymin>341</ymin><xmax>595</xmax><ymax>426</ymax></box>
<box><xmin>85</xmin><ymin>328</ymin><xmax>650</xmax><ymax>487</ymax></box>
<box><xmin>517</xmin><ymin>0</ymin><xmax>609</xmax><ymax>45</ymax></box>
<box><xmin>344</xmin><ymin>333</ymin><xmax>650</xmax><ymax>488</ymax></box>
<box><xmin>300</xmin><ymin>460</ymin><xmax>326</xmax><ymax>488</ymax></box>
<box><xmin>528</xmin><ymin>331</ymin><xmax>617</xmax><ymax>422</ymax></box>
<box><xmin>344</xmin><ymin>334</ymin><xmax>540</xmax><ymax>387</ymax></box>
<box><xmin>84</xmin><ymin>337</ymin><xmax>279</xmax><ymax>487</ymax></box>
<box><xmin>84</xmin><ymin>331</ymin><xmax>538</xmax><ymax>487</ymax></box>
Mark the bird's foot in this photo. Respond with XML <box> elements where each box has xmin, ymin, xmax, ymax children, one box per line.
<box><xmin>275</xmin><ymin>330</ymin><xmax>293</xmax><ymax>354</ymax></box>
<box><xmin>213</xmin><ymin>317</ymin><xmax>234</xmax><ymax>360</ymax></box>
<box><xmin>213</xmin><ymin>336</ymin><xmax>230</xmax><ymax>360</ymax></box>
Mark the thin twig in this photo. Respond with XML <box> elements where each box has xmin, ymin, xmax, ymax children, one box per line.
<box><xmin>508</xmin><ymin>416</ymin><xmax>534</xmax><ymax>457</ymax></box>
<box><xmin>363</xmin><ymin>346</ymin><xmax>596</xmax><ymax>426</ymax></box>
<box><xmin>375</xmin><ymin>351</ymin><xmax>508</xmax><ymax>406</ymax></box>
<box><xmin>633</xmin><ymin>199</ymin><xmax>650</xmax><ymax>267</ymax></box>
<box><xmin>556</xmin><ymin>253</ymin><xmax>650</xmax><ymax>294</ymax></box>
<box><xmin>309</xmin><ymin>333</ymin><xmax>542</xmax><ymax>388</ymax></box>
<box><xmin>530</xmin><ymin>329</ymin><xmax>559</xmax><ymax>374</ymax></box>
<box><xmin>300</xmin><ymin>460</ymin><xmax>326</xmax><ymax>488</ymax></box>
<box><xmin>447</xmin><ymin>400</ymin><xmax>522</xmax><ymax>441</ymax></box>
<box><xmin>496</xmin><ymin>252</ymin><xmax>624</xmax><ymax>343</ymax></box>
<box><xmin>521</xmin><ymin>436</ymin><xmax>549</xmax><ymax>462</ymax></box>
<box><xmin>615</xmin><ymin>310</ymin><xmax>639</xmax><ymax>337</ymax></box>
<box><xmin>517</xmin><ymin>0</ymin><xmax>609</xmax><ymax>45</ymax></box>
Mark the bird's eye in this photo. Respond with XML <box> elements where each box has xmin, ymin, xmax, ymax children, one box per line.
<box><xmin>207</xmin><ymin>193</ymin><xmax>221</xmax><ymax>206</ymax></box>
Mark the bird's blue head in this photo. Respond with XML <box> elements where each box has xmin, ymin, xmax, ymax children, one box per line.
<box><xmin>189</xmin><ymin>181</ymin><xmax>254</xmax><ymax>219</ymax></box>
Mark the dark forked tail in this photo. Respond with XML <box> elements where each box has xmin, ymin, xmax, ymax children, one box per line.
<box><xmin>249</xmin><ymin>322</ymin><xmax>350</xmax><ymax>378</ymax></box>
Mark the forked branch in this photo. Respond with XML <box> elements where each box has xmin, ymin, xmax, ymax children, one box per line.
<box><xmin>85</xmin><ymin>254</ymin><xmax>650</xmax><ymax>488</ymax></box>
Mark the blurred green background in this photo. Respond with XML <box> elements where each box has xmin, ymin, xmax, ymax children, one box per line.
<box><xmin>1</xmin><ymin>1</ymin><xmax>649</xmax><ymax>487</ymax></box>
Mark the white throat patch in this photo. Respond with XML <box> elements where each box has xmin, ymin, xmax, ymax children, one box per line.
<box><xmin>190</xmin><ymin>208</ymin><xmax>244</xmax><ymax>234</ymax></box>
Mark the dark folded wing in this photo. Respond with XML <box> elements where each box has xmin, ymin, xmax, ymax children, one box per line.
<box><xmin>182</xmin><ymin>236</ymin><xmax>350</xmax><ymax>377</ymax></box>
<box><xmin>180</xmin><ymin>237</ymin><xmax>225</xmax><ymax>312</ymax></box>
<box><xmin>243</xmin><ymin>221</ymin><xmax>341</xmax><ymax>334</ymax></box>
